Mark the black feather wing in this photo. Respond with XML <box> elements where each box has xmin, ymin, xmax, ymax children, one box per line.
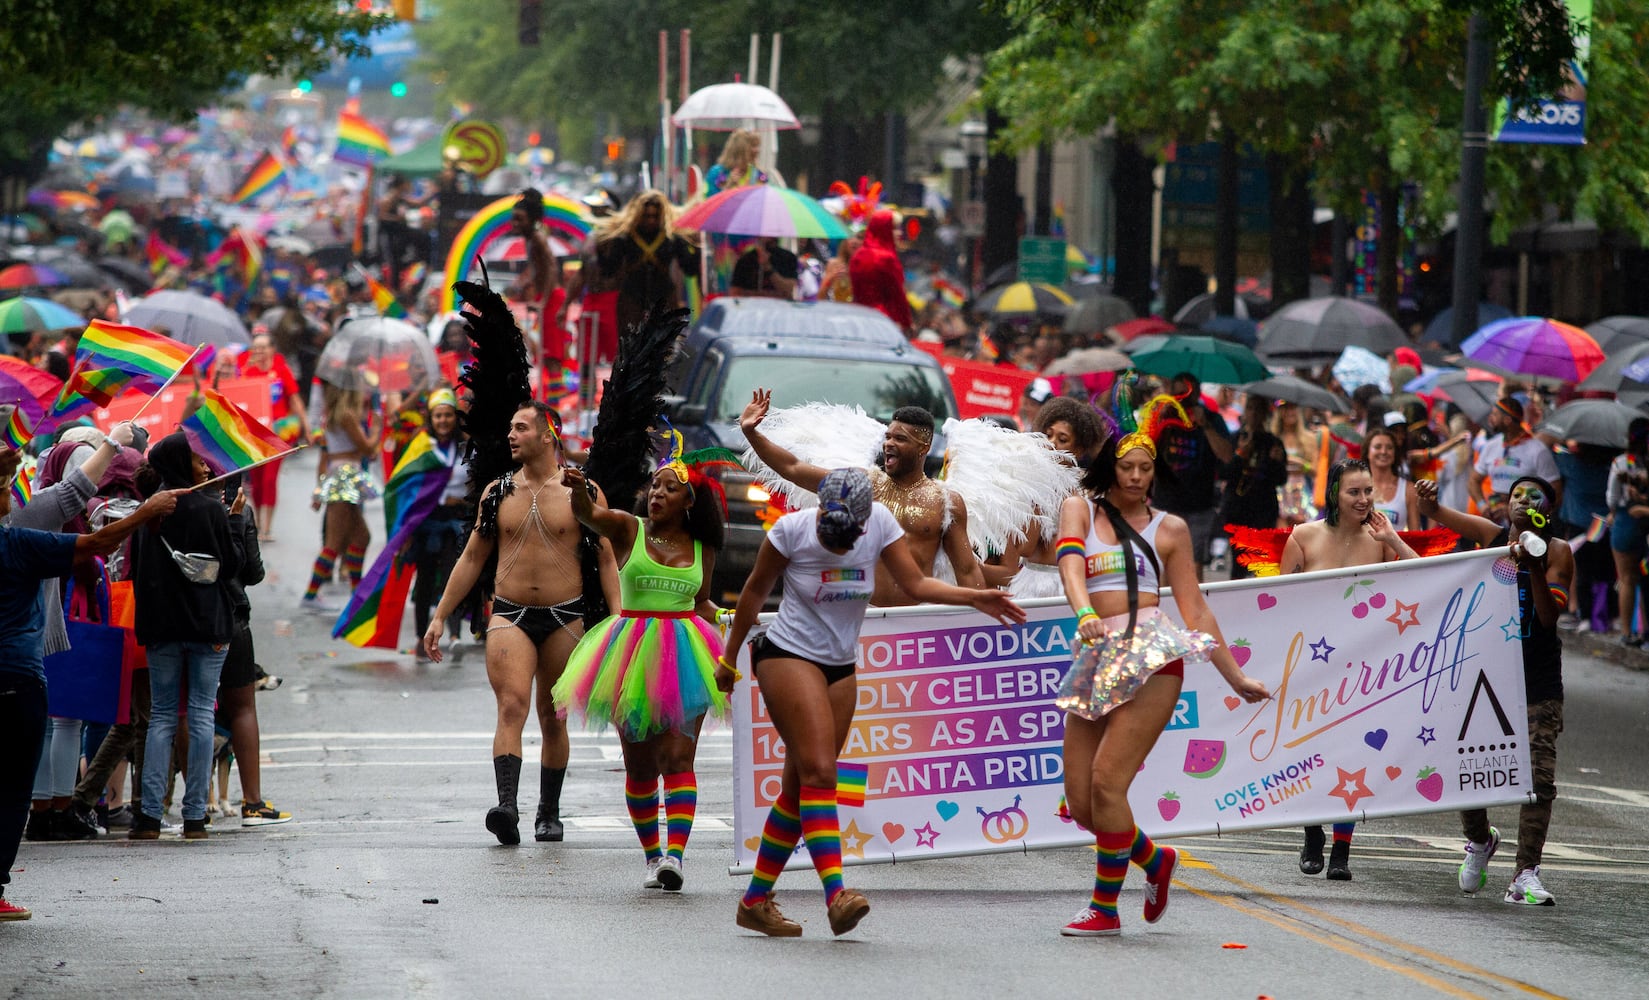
<box><xmin>582</xmin><ymin>307</ymin><xmax>689</xmax><ymax>514</ymax></box>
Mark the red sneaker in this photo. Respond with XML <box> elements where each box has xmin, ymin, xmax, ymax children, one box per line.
<box><xmin>0</xmin><ymin>897</ymin><xmax>32</xmax><ymax>921</ymax></box>
<box><xmin>1143</xmin><ymin>845</ymin><xmax>1178</xmax><ymax>924</ymax></box>
<box><xmin>1060</xmin><ymin>907</ymin><xmax>1121</xmax><ymax>937</ymax></box>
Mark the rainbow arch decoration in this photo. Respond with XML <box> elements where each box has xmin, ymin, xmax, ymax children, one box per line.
<box><xmin>439</xmin><ymin>194</ymin><xmax>594</xmax><ymax>312</ymax></box>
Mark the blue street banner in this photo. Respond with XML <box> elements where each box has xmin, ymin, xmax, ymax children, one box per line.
<box><xmin>1491</xmin><ymin>0</ymin><xmax>1591</xmax><ymax>145</ymax></box>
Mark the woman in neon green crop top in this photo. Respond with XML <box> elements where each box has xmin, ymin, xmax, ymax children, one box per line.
<box><xmin>554</xmin><ymin>461</ymin><xmax>728</xmax><ymax>892</ymax></box>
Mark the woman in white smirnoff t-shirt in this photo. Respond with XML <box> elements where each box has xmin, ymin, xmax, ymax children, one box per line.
<box><xmin>715</xmin><ymin>468</ymin><xmax>1024</xmax><ymax>940</ymax></box>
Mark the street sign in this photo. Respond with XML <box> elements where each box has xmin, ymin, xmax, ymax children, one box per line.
<box><xmin>960</xmin><ymin>200</ymin><xmax>985</xmax><ymax>236</ymax></box>
<box><xmin>1018</xmin><ymin>236</ymin><xmax>1067</xmax><ymax>285</ymax></box>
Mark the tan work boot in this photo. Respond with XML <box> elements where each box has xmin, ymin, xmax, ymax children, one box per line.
<box><xmin>735</xmin><ymin>894</ymin><xmax>802</xmax><ymax>937</ymax></box>
<box><xmin>827</xmin><ymin>888</ymin><xmax>870</xmax><ymax>936</ymax></box>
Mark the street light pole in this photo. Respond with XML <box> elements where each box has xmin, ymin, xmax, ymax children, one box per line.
<box><xmin>1451</xmin><ymin>13</ymin><xmax>1493</xmax><ymax>346</ymax></box>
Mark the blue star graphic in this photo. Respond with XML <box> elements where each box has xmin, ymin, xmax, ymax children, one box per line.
<box><xmin>1417</xmin><ymin>726</ymin><xmax>1436</xmax><ymax>746</ymax></box>
<box><xmin>1499</xmin><ymin>616</ymin><xmax>1524</xmax><ymax>641</ymax></box>
<box><xmin>1309</xmin><ymin>636</ymin><xmax>1335</xmax><ymax>662</ymax></box>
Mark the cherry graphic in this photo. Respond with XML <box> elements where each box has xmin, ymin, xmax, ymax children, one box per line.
<box><xmin>1351</xmin><ymin>603</ymin><xmax>1368</xmax><ymax>618</ymax></box>
<box><xmin>1368</xmin><ymin>592</ymin><xmax>1388</xmax><ymax>610</ymax></box>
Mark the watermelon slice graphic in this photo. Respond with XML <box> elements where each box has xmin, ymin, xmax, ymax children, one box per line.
<box><xmin>1183</xmin><ymin>739</ymin><xmax>1227</xmax><ymax>779</ymax></box>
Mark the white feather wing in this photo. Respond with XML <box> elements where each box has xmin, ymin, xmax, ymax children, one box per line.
<box><xmin>940</xmin><ymin>417</ymin><xmax>1081</xmax><ymax>556</ymax></box>
<box><xmin>741</xmin><ymin>402</ymin><xmax>885</xmax><ymax>508</ymax></box>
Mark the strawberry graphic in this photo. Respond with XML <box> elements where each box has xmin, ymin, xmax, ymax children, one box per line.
<box><xmin>1415</xmin><ymin>767</ymin><xmax>1443</xmax><ymax>803</ymax></box>
<box><xmin>1229</xmin><ymin>640</ymin><xmax>1252</xmax><ymax>668</ymax></box>
<box><xmin>1157</xmin><ymin>792</ymin><xmax>1181</xmax><ymax>822</ymax></box>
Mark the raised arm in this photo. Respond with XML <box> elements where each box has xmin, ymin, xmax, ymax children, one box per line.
<box><xmin>75</xmin><ymin>489</ymin><xmax>184</xmax><ymax>565</ymax></box>
<box><xmin>738</xmin><ymin>388</ymin><xmax>830</xmax><ymax>494</ymax></box>
<box><xmin>1414</xmin><ymin>478</ymin><xmax>1501</xmax><ymax>547</ymax></box>
<box><xmin>561</xmin><ymin>466</ymin><xmax>637</xmax><ymax>548</ymax></box>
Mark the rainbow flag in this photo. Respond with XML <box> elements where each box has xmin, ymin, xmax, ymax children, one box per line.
<box><xmin>836</xmin><ymin>761</ymin><xmax>869</xmax><ymax>807</ymax></box>
<box><xmin>74</xmin><ymin>320</ymin><xmax>196</xmax><ymax>389</ymax></box>
<box><xmin>145</xmin><ymin>231</ymin><xmax>189</xmax><ymax>275</ymax></box>
<box><xmin>358</xmin><ymin>267</ymin><xmax>406</xmax><ymax>318</ymax></box>
<box><xmin>2</xmin><ymin>405</ymin><xmax>34</xmax><ymax>452</ymax></box>
<box><xmin>10</xmin><ymin>462</ymin><xmax>33</xmax><ymax>509</ymax></box>
<box><xmin>333</xmin><ymin>432</ymin><xmax>455</xmax><ymax>648</ymax></box>
<box><xmin>932</xmin><ymin>277</ymin><xmax>966</xmax><ymax>310</ymax></box>
<box><xmin>179</xmin><ymin>388</ymin><xmax>290</xmax><ymax>475</ymax></box>
<box><xmin>230</xmin><ymin>150</ymin><xmax>286</xmax><ymax>205</ymax></box>
<box><xmin>334</xmin><ymin>111</ymin><xmax>391</xmax><ymax>169</ymax></box>
<box><xmin>207</xmin><ymin>227</ymin><xmax>262</xmax><ymax>287</ymax></box>
<box><xmin>50</xmin><ymin>363</ymin><xmax>139</xmax><ymax>418</ymax></box>
<box><xmin>279</xmin><ymin>125</ymin><xmax>300</xmax><ymax>160</ymax></box>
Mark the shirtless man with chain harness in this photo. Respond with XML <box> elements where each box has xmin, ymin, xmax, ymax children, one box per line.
<box><xmin>740</xmin><ymin>389</ymin><xmax>985</xmax><ymax>605</ymax></box>
<box><xmin>424</xmin><ymin>402</ymin><xmax>617</xmax><ymax>845</ymax></box>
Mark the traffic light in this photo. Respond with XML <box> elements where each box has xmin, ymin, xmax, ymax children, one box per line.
<box><xmin>606</xmin><ymin>137</ymin><xmax>627</xmax><ymax>162</ymax></box>
<box><xmin>519</xmin><ymin>0</ymin><xmax>541</xmax><ymax>47</ymax></box>
<box><xmin>296</xmin><ymin>79</ymin><xmax>313</xmax><ymax>94</ymax></box>
<box><xmin>390</xmin><ymin>81</ymin><xmax>408</xmax><ymax>98</ymax></box>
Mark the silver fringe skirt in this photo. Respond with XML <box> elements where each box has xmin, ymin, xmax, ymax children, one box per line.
<box><xmin>315</xmin><ymin>463</ymin><xmax>379</xmax><ymax>506</ymax></box>
<box><xmin>1056</xmin><ymin>607</ymin><xmax>1216</xmax><ymax>721</ymax></box>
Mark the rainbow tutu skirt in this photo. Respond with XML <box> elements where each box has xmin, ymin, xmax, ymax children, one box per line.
<box><xmin>553</xmin><ymin>610</ymin><xmax>728</xmax><ymax>738</ymax></box>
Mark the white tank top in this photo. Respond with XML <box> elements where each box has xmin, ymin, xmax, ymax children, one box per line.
<box><xmin>1083</xmin><ymin>504</ymin><xmax>1165</xmax><ymax>595</ymax></box>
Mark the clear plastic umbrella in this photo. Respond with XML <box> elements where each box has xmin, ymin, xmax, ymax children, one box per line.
<box><xmin>125</xmin><ymin>290</ymin><xmax>249</xmax><ymax>347</ymax></box>
<box><xmin>316</xmin><ymin>316</ymin><xmax>441</xmax><ymax>396</ymax></box>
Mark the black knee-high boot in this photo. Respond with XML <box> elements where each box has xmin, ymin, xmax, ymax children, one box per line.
<box><xmin>486</xmin><ymin>754</ymin><xmax>522</xmax><ymax>845</ymax></box>
<box><xmin>535</xmin><ymin>766</ymin><xmax>566</xmax><ymax>842</ymax></box>
<box><xmin>1300</xmin><ymin>825</ymin><xmax>1325</xmax><ymax>875</ymax></box>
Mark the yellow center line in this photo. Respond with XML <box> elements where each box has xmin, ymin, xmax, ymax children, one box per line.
<box><xmin>1176</xmin><ymin>851</ymin><xmax>1568</xmax><ymax>1000</ymax></box>
<box><xmin>1174</xmin><ymin>881</ymin><xmax>1482</xmax><ymax>1000</ymax></box>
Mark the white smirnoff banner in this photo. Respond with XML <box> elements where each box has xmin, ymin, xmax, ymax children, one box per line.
<box><xmin>729</xmin><ymin>549</ymin><xmax>1532</xmax><ymax>872</ymax></box>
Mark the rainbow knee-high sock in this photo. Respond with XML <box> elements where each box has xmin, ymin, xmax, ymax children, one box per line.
<box><xmin>625</xmin><ymin>776</ymin><xmax>661</xmax><ymax>861</ymax></box>
<box><xmin>1332</xmin><ymin>822</ymin><xmax>1355</xmax><ymax>845</ymax></box>
<box><xmin>799</xmin><ymin>784</ymin><xmax>845</xmax><ymax>906</ymax></box>
<box><xmin>304</xmin><ymin>548</ymin><xmax>337</xmax><ymax>599</ymax></box>
<box><xmin>1090</xmin><ymin>829</ymin><xmax>1134</xmax><ymax>918</ymax></box>
<box><xmin>342</xmin><ymin>543</ymin><xmax>366</xmax><ymax>587</ymax></box>
<box><xmin>1129</xmin><ymin>826</ymin><xmax>1166</xmax><ymax>877</ymax></box>
<box><xmin>662</xmin><ymin>772</ymin><xmax>697</xmax><ymax>862</ymax></box>
<box><xmin>742</xmin><ymin>789</ymin><xmax>801</xmax><ymax>906</ymax></box>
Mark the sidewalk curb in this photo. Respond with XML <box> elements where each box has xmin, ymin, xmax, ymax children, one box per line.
<box><xmin>1566</xmin><ymin>629</ymin><xmax>1649</xmax><ymax>672</ymax></box>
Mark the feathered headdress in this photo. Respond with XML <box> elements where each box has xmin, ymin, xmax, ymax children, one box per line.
<box><xmin>1116</xmin><ymin>393</ymin><xmax>1192</xmax><ymax>458</ymax></box>
<box><xmin>827</xmin><ymin>176</ymin><xmax>883</xmax><ymax>224</ymax></box>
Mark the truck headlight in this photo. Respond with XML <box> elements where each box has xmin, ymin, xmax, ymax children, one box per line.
<box><xmin>746</xmin><ymin>483</ymin><xmax>771</xmax><ymax>504</ymax></box>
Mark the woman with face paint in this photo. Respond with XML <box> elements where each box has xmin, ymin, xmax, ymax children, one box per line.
<box><xmin>555</xmin><ymin>458</ymin><xmax>729</xmax><ymax>893</ymax></box>
<box><xmin>1280</xmin><ymin>458</ymin><xmax>1419</xmax><ymax>879</ymax></box>
<box><xmin>1417</xmin><ymin>474</ymin><xmax>1574</xmax><ymax>905</ymax></box>
<box><xmin>1054</xmin><ymin>401</ymin><xmax>1270</xmax><ymax>937</ymax></box>
<box><xmin>717</xmin><ymin>468</ymin><xmax>1025</xmax><ymax>938</ymax></box>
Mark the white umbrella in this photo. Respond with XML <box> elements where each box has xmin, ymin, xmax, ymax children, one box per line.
<box><xmin>125</xmin><ymin>290</ymin><xmax>249</xmax><ymax>347</ymax></box>
<box><xmin>672</xmin><ymin>83</ymin><xmax>800</xmax><ymax>130</ymax></box>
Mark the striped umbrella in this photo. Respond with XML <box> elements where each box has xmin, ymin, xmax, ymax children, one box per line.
<box><xmin>973</xmin><ymin>281</ymin><xmax>1073</xmax><ymax>320</ymax></box>
<box><xmin>674</xmin><ymin>185</ymin><xmax>848</xmax><ymax>239</ymax></box>
<box><xmin>0</xmin><ymin>264</ymin><xmax>69</xmax><ymax>289</ymax></box>
<box><xmin>1460</xmin><ymin>316</ymin><xmax>1603</xmax><ymax>383</ymax></box>
<box><xmin>0</xmin><ymin>296</ymin><xmax>86</xmax><ymax>334</ymax></box>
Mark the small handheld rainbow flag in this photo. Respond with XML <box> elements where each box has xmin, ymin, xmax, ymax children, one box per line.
<box><xmin>836</xmin><ymin>761</ymin><xmax>869</xmax><ymax>808</ymax></box>
<box><xmin>230</xmin><ymin>150</ymin><xmax>286</xmax><ymax>205</ymax></box>
<box><xmin>1</xmin><ymin>405</ymin><xmax>33</xmax><ymax>452</ymax></box>
<box><xmin>50</xmin><ymin>363</ymin><xmax>140</xmax><ymax>418</ymax></box>
<box><xmin>207</xmin><ymin>227</ymin><xmax>263</xmax><ymax>287</ymax></box>
<box><xmin>74</xmin><ymin>320</ymin><xmax>196</xmax><ymax>389</ymax></box>
<box><xmin>334</xmin><ymin>111</ymin><xmax>391</xmax><ymax>169</ymax></box>
<box><xmin>179</xmin><ymin>389</ymin><xmax>291</xmax><ymax>475</ymax></box>
<box><xmin>10</xmin><ymin>462</ymin><xmax>33</xmax><ymax>509</ymax></box>
<box><xmin>356</xmin><ymin>266</ymin><xmax>406</xmax><ymax>318</ymax></box>
<box><xmin>145</xmin><ymin>231</ymin><xmax>189</xmax><ymax>275</ymax></box>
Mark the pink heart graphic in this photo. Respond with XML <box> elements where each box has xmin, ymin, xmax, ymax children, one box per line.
<box><xmin>1223</xmin><ymin>696</ymin><xmax>1241</xmax><ymax>711</ymax></box>
<box><xmin>882</xmin><ymin>822</ymin><xmax>906</xmax><ymax>844</ymax></box>
<box><xmin>1257</xmin><ymin>593</ymin><xmax>1277</xmax><ymax>611</ymax></box>
<box><xmin>1385</xmin><ymin>766</ymin><xmax>1402</xmax><ymax>781</ymax></box>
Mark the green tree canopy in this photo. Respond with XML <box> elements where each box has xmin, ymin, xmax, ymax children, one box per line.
<box><xmin>0</xmin><ymin>0</ymin><xmax>382</xmax><ymax>171</ymax></box>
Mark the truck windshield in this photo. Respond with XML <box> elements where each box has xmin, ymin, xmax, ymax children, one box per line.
<box><xmin>716</xmin><ymin>357</ymin><xmax>953</xmax><ymax>423</ymax></box>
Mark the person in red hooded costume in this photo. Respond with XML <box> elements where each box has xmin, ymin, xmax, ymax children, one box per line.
<box><xmin>848</xmin><ymin>211</ymin><xmax>912</xmax><ymax>333</ymax></box>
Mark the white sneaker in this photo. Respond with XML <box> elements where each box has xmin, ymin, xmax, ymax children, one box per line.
<box><xmin>1458</xmin><ymin>827</ymin><xmax>1501</xmax><ymax>894</ymax></box>
<box><xmin>656</xmin><ymin>855</ymin><xmax>684</xmax><ymax>892</ymax></box>
<box><xmin>300</xmin><ymin>595</ymin><xmax>339</xmax><ymax>614</ymax></box>
<box><xmin>1505</xmin><ymin>866</ymin><xmax>1556</xmax><ymax>906</ymax></box>
<box><xmin>642</xmin><ymin>857</ymin><xmax>663</xmax><ymax>889</ymax></box>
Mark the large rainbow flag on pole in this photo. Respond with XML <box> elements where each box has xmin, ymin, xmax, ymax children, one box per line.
<box><xmin>49</xmin><ymin>320</ymin><xmax>197</xmax><ymax>420</ymax></box>
<box><xmin>230</xmin><ymin>150</ymin><xmax>287</xmax><ymax>204</ymax></box>
<box><xmin>332</xmin><ymin>431</ymin><xmax>456</xmax><ymax>649</ymax></box>
<box><xmin>179</xmin><ymin>389</ymin><xmax>291</xmax><ymax>475</ymax></box>
<box><xmin>334</xmin><ymin>111</ymin><xmax>391</xmax><ymax>169</ymax></box>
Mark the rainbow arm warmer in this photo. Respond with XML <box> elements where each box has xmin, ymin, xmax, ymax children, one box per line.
<box><xmin>1055</xmin><ymin>537</ymin><xmax>1086</xmax><ymax>563</ymax></box>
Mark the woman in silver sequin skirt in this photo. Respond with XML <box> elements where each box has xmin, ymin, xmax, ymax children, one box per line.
<box><xmin>1050</xmin><ymin>404</ymin><xmax>1271</xmax><ymax>938</ymax></box>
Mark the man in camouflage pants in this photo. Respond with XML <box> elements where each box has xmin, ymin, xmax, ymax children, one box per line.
<box><xmin>1417</xmin><ymin>476</ymin><xmax>1570</xmax><ymax>906</ymax></box>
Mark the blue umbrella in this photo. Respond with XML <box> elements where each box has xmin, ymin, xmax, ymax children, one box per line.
<box><xmin>1198</xmin><ymin>315</ymin><xmax>1259</xmax><ymax>347</ymax></box>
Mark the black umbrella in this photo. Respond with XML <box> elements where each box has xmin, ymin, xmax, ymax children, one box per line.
<box><xmin>1064</xmin><ymin>293</ymin><xmax>1135</xmax><ymax>335</ymax></box>
<box><xmin>1585</xmin><ymin>316</ymin><xmax>1649</xmax><ymax>353</ymax></box>
<box><xmin>95</xmin><ymin>256</ymin><xmax>153</xmax><ymax>293</ymax></box>
<box><xmin>1578</xmin><ymin>339</ymin><xmax>1649</xmax><ymax>393</ymax></box>
<box><xmin>1258</xmin><ymin>296</ymin><xmax>1405</xmax><ymax>361</ymax></box>
<box><xmin>32</xmin><ymin>251</ymin><xmax>114</xmax><ymax>290</ymax></box>
<box><xmin>1538</xmin><ymin>399</ymin><xmax>1643</xmax><ymax>448</ymax></box>
<box><xmin>1429</xmin><ymin>372</ymin><xmax>1501</xmax><ymax>424</ymax></box>
<box><xmin>1421</xmin><ymin>302</ymin><xmax>1512</xmax><ymax>346</ymax></box>
<box><xmin>1240</xmin><ymin>374</ymin><xmax>1350</xmax><ymax>414</ymax></box>
<box><xmin>1172</xmin><ymin>291</ymin><xmax>1250</xmax><ymax>327</ymax></box>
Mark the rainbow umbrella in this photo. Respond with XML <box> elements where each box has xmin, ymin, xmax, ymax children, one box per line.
<box><xmin>0</xmin><ymin>296</ymin><xmax>86</xmax><ymax>334</ymax></box>
<box><xmin>1460</xmin><ymin>316</ymin><xmax>1603</xmax><ymax>383</ymax></box>
<box><xmin>973</xmin><ymin>281</ymin><xmax>1073</xmax><ymax>320</ymax></box>
<box><xmin>674</xmin><ymin>185</ymin><xmax>847</xmax><ymax>239</ymax></box>
<box><xmin>0</xmin><ymin>264</ymin><xmax>69</xmax><ymax>289</ymax></box>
